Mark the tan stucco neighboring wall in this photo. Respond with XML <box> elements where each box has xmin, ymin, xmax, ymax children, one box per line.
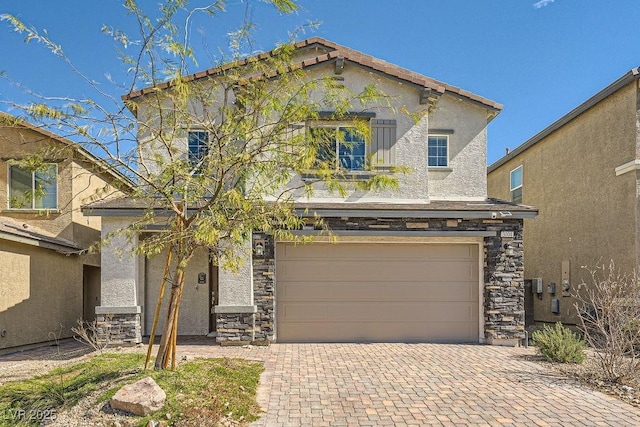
<box><xmin>487</xmin><ymin>81</ymin><xmax>638</xmax><ymax>324</ymax></box>
<box><xmin>0</xmin><ymin>124</ymin><xmax>128</xmax><ymax>349</ymax></box>
<box><xmin>0</xmin><ymin>240</ymin><xmax>83</xmax><ymax>350</ymax></box>
<box><xmin>0</xmin><ymin>126</ymin><xmax>119</xmax><ymax>249</ymax></box>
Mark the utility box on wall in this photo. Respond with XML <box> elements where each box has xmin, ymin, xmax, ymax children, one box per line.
<box><xmin>532</xmin><ymin>278</ymin><xmax>543</xmax><ymax>295</ymax></box>
<box><xmin>562</xmin><ymin>260</ymin><xmax>571</xmax><ymax>297</ymax></box>
<box><xmin>551</xmin><ymin>298</ymin><xmax>560</xmax><ymax>314</ymax></box>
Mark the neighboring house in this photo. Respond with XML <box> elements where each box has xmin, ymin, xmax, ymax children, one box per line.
<box><xmin>0</xmin><ymin>114</ymin><xmax>130</xmax><ymax>351</ymax></box>
<box><xmin>487</xmin><ymin>67</ymin><xmax>640</xmax><ymax>327</ymax></box>
<box><xmin>86</xmin><ymin>38</ymin><xmax>537</xmax><ymax>346</ymax></box>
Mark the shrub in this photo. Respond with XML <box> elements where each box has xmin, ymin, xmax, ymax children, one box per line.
<box><xmin>574</xmin><ymin>262</ymin><xmax>640</xmax><ymax>382</ymax></box>
<box><xmin>532</xmin><ymin>322</ymin><xmax>586</xmax><ymax>363</ymax></box>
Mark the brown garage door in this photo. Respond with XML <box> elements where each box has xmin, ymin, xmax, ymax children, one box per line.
<box><xmin>276</xmin><ymin>242</ymin><xmax>479</xmax><ymax>343</ymax></box>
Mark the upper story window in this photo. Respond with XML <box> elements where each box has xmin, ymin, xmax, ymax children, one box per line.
<box><xmin>427</xmin><ymin>135</ymin><xmax>448</xmax><ymax>167</ymax></box>
<box><xmin>510</xmin><ymin>165</ymin><xmax>523</xmax><ymax>203</ymax></box>
<box><xmin>311</xmin><ymin>126</ymin><xmax>366</xmax><ymax>171</ymax></box>
<box><xmin>188</xmin><ymin>131</ymin><xmax>209</xmax><ymax>168</ymax></box>
<box><xmin>8</xmin><ymin>164</ymin><xmax>58</xmax><ymax>210</ymax></box>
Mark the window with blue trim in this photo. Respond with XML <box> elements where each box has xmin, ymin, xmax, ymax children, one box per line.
<box><xmin>188</xmin><ymin>131</ymin><xmax>209</xmax><ymax>169</ymax></box>
<box><xmin>427</xmin><ymin>135</ymin><xmax>448</xmax><ymax>167</ymax></box>
<box><xmin>311</xmin><ymin>126</ymin><xmax>365</xmax><ymax>171</ymax></box>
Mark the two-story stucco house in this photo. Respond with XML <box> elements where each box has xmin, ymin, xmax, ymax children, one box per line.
<box><xmin>487</xmin><ymin>67</ymin><xmax>640</xmax><ymax>328</ymax></box>
<box><xmin>86</xmin><ymin>38</ymin><xmax>537</xmax><ymax>346</ymax></box>
<box><xmin>0</xmin><ymin>114</ymin><xmax>130</xmax><ymax>351</ymax></box>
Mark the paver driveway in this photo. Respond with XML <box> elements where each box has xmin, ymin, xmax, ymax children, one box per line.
<box><xmin>249</xmin><ymin>343</ymin><xmax>640</xmax><ymax>427</ymax></box>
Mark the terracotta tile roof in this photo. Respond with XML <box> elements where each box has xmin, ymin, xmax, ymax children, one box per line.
<box><xmin>122</xmin><ymin>37</ymin><xmax>502</xmax><ymax>111</ymax></box>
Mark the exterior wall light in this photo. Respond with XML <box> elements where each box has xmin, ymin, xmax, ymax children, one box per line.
<box><xmin>254</xmin><ymin>240</ymin><xmax>265</xmax><ymax>257</ymax></box>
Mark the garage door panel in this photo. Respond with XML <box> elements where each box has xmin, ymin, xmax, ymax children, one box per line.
<box><xmin>279</xmin><ymin>260</ymin><xmax>477</xmax><ymax>282</ymax></box>
<box><xmin>279</xmin><ymin>301</ymin><xmax>477</xmax><ymax>322</ymax></box>
<box><xmin>276</xmin><ymin>242</ymin><xmax>480</xmax><ymax>343</ymax></box>
<box><xmin>280</xmin><ymin>243</ymin><xmax>476</xmax><ymax>262</ymax></box>
<box><xmin>279</xmin><ymin>281</ymin><xmax>477</xmax><ymax>302</ymax></box>
<box><xmin>278</xmin><ymin>321</ymin><xmax>478</xmax><ymax>343</ymax></box>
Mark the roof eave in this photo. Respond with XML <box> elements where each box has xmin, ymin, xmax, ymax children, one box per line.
<box><xmin>295</xmin><ymin>208</ymin><xmax>537</xmax><ymax>220</ymax></box>
<box><xmin>122</xmin><ymin>37</ymin><xmax>503</xmax><ymax>112</ymax></box>
<box><xmin>0</xmin><ymin>231</ymin><xmax>82</xmax><ymax>254</ymax></box>
<box><xmin>488</xmin><ymin>66</ymin><xmax>640</xmax><ymax>172</ymax></box>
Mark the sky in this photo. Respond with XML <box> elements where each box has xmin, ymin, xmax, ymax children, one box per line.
<box><xmin>1</xmin><ymin>0</ymin><xmax>639</xmax><ymax>165</ymax></box>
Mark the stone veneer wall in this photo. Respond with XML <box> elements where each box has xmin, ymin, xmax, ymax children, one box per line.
<box><xmin>253</xmin><ymin>233</ymin><xmax>275</xmax><ymax>343</ymax></box>
<box><xmin>483</xmin><ymin>227</ymin><xmax>525</xmax><ymax>342</ymax></box>
<box><xmin>96</xmin><ymin>313</ymin><xmax>142</xmax><ymax>345</ymax></box>
<box><xmin>215</xmin><ymin>313</ymin><xmax>255</xmax><ymax>343</ymax></box>
<box><xmin>235</xmin><ymin>217</ymin><xmax>525</xmax><ymax>345</ymax></box>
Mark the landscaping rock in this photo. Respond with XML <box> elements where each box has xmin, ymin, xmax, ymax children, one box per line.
<box><xmin>110</xmin><ymin>377</ymin><xmax>166</xmax><ymax>416</ymax></box>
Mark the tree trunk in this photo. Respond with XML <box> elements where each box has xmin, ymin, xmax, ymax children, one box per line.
<box><xmin>144</xmin><ymin>246</ymin><xmax>173</xmax><ymax>369</ymax></box>
<box><xmin>154</xmin><ymin>263</ymin><xmax>186</xmax><ymax>369</ymax></box>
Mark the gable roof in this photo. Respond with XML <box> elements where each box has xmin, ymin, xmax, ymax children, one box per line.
<box><xmin>0</xmin><ymin>113</ymin><xmax>135</xmax><ymax>191</ymax></box>
<box><xmin>488</xmin><ymin>66</ymin><xmax>640</xmax><ymax>172</ymax></box>
<box><xmin>122</xmin><ymin>37</ymin><xmax>502</xmax><ymax>112</ymax></box>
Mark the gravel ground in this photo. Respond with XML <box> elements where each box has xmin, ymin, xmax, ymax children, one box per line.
<box><xmin>542</xmin><ymin>353</ymin><xmax>640</xmax><ymax>409</ymax></box>
<box><xmin>0</xmin><ymin>340</ymin><xmax>142</xmax><ymax>385</ymax></box>
<box><xmin>0</xmin><ymin>341</ymin><xmax>150</xmax><ymax>427</ymax></box>
<box><xmin>1</xmin><ymin>340</ymin><xmax>245</xmax><ymax>426</ymax></box>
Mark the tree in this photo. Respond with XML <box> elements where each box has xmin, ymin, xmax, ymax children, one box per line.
<box><xmin>1</xmin><ymin>1</ymin><xmax>401</xmax><ymax>369</ymax></box>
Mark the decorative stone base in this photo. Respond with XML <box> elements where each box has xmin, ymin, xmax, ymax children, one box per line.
<box><xmin>95</xmin><ymin>306</ymin><xmax>142</xmax><ymax>345</ymax></box>
<box><xmin>215</xmin><ymin>312</ymin><xmax>256</xmax><ymax>343</ymax></box>
<box><xmin>485</xmin><ymin>337</ymin><xmax>522</xmax><ymax>347</ymax></box>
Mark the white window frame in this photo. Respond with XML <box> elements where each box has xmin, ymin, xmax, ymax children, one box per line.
<box><xmin>309</xmin><ymin>123</ymin><xmax>367</xmax><ymax>171</ymax></box>
<box><xmin>510</xmin><ymin>165</ymin><xmax>523</xmax><ymax>203</ymax></box>
<box><xmin>7</xmin><ymin>163</ymin><xmax>59</xmax><ymax>210</ymax></box>
<box><xmin>427</xmin><ymin>134</ymin><xmax>449</xmax><ymax>168</ymax></box>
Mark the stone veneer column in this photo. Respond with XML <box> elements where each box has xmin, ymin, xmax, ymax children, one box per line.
<box><xmin>95</xmin><ymin>217</ymin><xmax>142</xmax><ymax>345</ymax></box>
<box><xmin>483</xmin><ymin>227</ymin><xmax>526</xmax><ymax>345</ymax></box>
<box><xmin>252</xmin><ymin>233</ymin><xmax>275</xmax><ymax>344</ymax></box>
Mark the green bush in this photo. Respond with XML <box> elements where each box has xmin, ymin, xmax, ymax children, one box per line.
<box><xmin>532</xmin><ymin>322</ymin><xmax>586</xmax><ymax>363</ymax></box>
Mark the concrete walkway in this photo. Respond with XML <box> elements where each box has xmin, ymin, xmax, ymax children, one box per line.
<box><xmin>3</xmin><ymin>341</ymin><xmax>640</xmax><ymax>426</ymax></box>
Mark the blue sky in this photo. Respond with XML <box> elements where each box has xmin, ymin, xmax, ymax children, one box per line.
<box><xmin>1</xmin><ymin>0</ymin><xmax>639</xmax><ymax>164</ymax></box>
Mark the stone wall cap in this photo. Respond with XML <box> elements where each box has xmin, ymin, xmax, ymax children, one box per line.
<box><xmin>214</xmin><ymin>305</ymin><xmax>258</xmax><ymax>314</ymax></box>
<box><xmin>95</xmin><ymin>306</ymin><xmax>142</xmax><ymax>315</ymax></box>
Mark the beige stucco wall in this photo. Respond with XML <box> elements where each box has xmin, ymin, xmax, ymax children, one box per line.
<box><xmin>487</xmin><ymin>81</ymin><xmax>639</xmax><ymax>325</ymax></box>
<box><xmin>281</xmin><ymin>64</ymin><xmax>491</xmax><ymax>203</ymax></box>
<box><xmin>134</xmin><ymin>62</ymin><xmax>493</xmax><ymax>203</ymax></box>
<box><xmin>428</xmin><ymin>96</ymin><xmax>489</xmax><ymax>200</ymax></box>
<box><xmin>0</xmin><ymin>240</ymin><xmax>83</xmax><ymax>350</ymax></box>
<box><xmin>99</xmin><ymin>216</ymin><xmax>140</xmax><ymax>308</ymax></box>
